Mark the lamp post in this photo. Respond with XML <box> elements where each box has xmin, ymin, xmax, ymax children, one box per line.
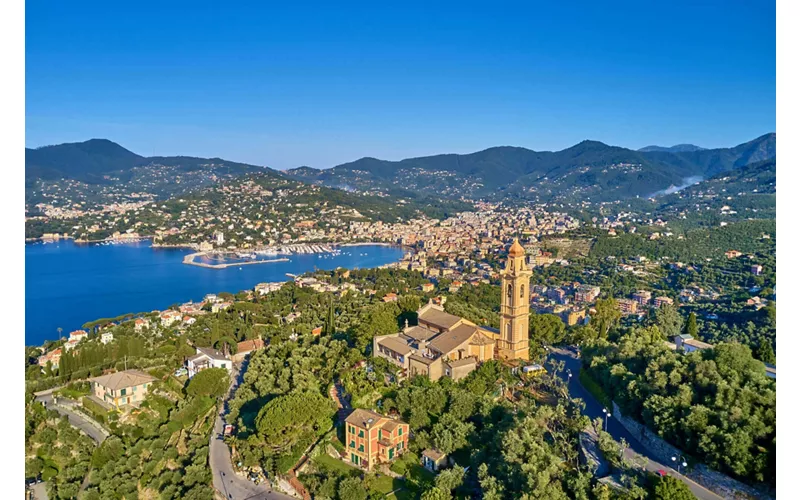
<box><xmin>671</xmin><ymin>455</ymin><xmax>688</xmax><ymax>475</ymax></box>
<box><xmin>602</xmin><ymin>408</ymin><xmax>610</xmax><ymax>432</ymax></box>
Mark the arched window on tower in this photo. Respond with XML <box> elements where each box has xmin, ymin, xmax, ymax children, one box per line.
<box><xmin>520</xmin><ymin>284</ymin><xmax>525</xmax><ymax>299</ymax></box>
<box><xmin>506</xmin><ymin>322</ymin><xmax>512</xmax><ymax>342</ymax></box>
<box><xmin>507</xmin><ymin>283</ymin><xmax>513</xmax><ymax>305</ymax></box>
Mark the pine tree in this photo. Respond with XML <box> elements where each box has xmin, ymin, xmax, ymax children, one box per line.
<box><xmin>684</xmin><ymin>312</ymin><xmax>698</xmax><ymax>337</ymax></box>
<box><xmin>325</xmin><ymin>298</ymin><xmax>335</xmax><ymax>336</ymax></box>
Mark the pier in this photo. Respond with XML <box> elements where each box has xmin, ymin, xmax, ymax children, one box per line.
<box><xmin>183</xmin><ymin>252</ymin><xmax>290</xmax><ymax>269</ymax></box>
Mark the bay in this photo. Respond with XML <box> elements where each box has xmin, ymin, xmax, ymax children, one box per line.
<box><xmin>25</xmin><ymin>240</ymin><xmax>404</xmax><ymax>346</ymax></box>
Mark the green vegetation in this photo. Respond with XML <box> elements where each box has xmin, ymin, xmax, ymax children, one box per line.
<box><xmin>82</xmin><ymin>396</ymin><xmax>110</xmax><ymax>424</ymax></box>
<box><xmin>583</xmin><ymin>328</ymin><xmax>776</xmax><ymax>485</ymax></box>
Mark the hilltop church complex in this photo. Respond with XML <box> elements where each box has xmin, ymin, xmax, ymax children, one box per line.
<box><xmin>374</xmin><ymin>239</ymin><xmax>532</xmax><ymax>381</ymax></box>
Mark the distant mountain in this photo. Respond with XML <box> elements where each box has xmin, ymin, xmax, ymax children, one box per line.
<box><xmin>26</xmin><ymin>139</ymin><xmax>145</xmax><ymax>183</ymax></box>
<box><xmin>680</xmin><ymin>157</ymin><xmax>776</xmax><ymax>196</ymax></box>
<box><xmin>25</xmin><ymin>139</ymin><xmax>275</xmax><ymax>183</ymax></box>
<box><xmin>287</xmin><ymin>134</ymin><xmax>775</xmax><ymax>202</ymax></box>
<box><xmin>638</xmin><ymin>144</ymin><xmax>706</xmax><ymax>153</ymax></box>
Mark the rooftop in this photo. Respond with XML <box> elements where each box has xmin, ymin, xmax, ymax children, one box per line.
<box><xmin>345</xmin><ymin>408</ymin><xmax>388</xmax><ymax>428</ymax></box>
<box><xmin>90</xmin><ymin>369</ymin><xmax>156</xmax><ymax>391</ymax></box>
<box><xmin>429</xmin><ymin>324</ymin><xmax>480</xmax><ymax>355</ymax></box>
<box><xmin>418</xmin><ymin>305</ymin><xmax>463</xmax><ymax>331</ymax></box>
<box><xmin>378</xmin><ymin>336</ymin><xmax>414</xmax><ymax>356</ymax></box>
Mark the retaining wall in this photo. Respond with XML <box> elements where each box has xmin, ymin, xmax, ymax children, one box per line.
<box><xmin>612</xmin><ymin>402</ymin><xmax>774</xmax><ymax>500</ymax></box>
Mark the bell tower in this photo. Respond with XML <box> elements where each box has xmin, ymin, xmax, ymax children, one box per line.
<box><xmin>498</xmin><ymin>239</ymin><xmax>531</xmax><ymax>360</ymax></box>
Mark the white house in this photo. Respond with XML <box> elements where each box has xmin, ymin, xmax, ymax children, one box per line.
<box><xmin>186</xmin><ymin>347</ymin><xmax>232</xmax><ymax>377</ymax></box>
<box><xmin>134</xmin><ymin>318</ymin><xmax>150</xmax><ymax>332</ymax></box>
<box><xmin>101</xmin><ymin>332</ymin><xmax>114</xmax><ymax>345</ymax></box>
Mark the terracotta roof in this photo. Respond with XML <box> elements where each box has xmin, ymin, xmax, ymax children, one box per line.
<box><xmin>90</xmin><ymin>369</ymin><xmax>156</xmax><ymax>391</ymax></box>
<box><xmin>237</xmin><ymin>338</ymin><xmax>264</xmax><ymax>353</ymax></box>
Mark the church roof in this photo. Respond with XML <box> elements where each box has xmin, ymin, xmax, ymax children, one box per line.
<box><xmin>428</xmin><ymin>324</ymin><xmax>479</xmax><ymax>355</ymax></box>
<box><xmin>418</xmin><ymin>307</ymin><xmax>463</xmax><ymax>331</ymax></box>
<box><xmin>402</xmin><ymin>325</ymin><xmax>439</xmax><ymax>342</ymax></box>
<box><xmin>508</xmin><ymin>239</ymin><xmax>525</xmax><ymax>257</ymax></box>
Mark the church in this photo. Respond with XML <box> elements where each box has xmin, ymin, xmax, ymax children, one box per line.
<box><xmin>373</xmin><ymin>239</ymin><xmax>531</xmax><ymax>381</ymax></box>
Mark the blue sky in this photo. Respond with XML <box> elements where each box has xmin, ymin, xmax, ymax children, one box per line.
<box><xmin>26</xmin><ymin>1</ymin><xmax>776</xmax><ymax>169</ymax></box>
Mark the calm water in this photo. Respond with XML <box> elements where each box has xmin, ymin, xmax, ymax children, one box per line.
<box><xmin>25</xmin><ymin>240</ymin><xmax>403</xmax><ymax>346</ymax></box>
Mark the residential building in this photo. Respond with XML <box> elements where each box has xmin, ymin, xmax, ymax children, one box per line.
<box><xmin>101</xmin><ymin>332</ymin><xmax>114</xmax><ymax>345</ymax></box>
<box><xmin>37</xmin><ymin>348</ymin><xmax>62</xmax><ymax>369</ymax></box>
<box><xmin>186</xmin><ymin>346</ymin><xmax>232</xmax><ymax>377</ymax></box>
<box><xmin>617</xmin><ymin>299</ymin><xmax>638</xmax><ymax>315</ymax></box>
<box><xmin>725</xmin><ymin>250</ymin><xmax>742</xmax><ymax>259</ymax></box>
<box><xmin>90</xmin><ymin>369</ymin><xmax>156</xmax><ymax>409</ymax></box>
<box><xmin>751</xmin><ymin>264</ymin><xmax>763</xmax><ymax>276</ymax></box>
<box><xmin>134</xmin><ymin>318</ymin><xmax>150</xmax><ymax>332</ymax></box>
<box><xmin>674</xmin><ymin>334</ymin><xmax>713</xmax><ymax>353</ymax></box>
<box><xmin>653</xmin><ymin>296</ymin><xmax>674</xmax><ymax>308</ymax></box>
<box><xmin>631</xmin><ymin>290</ymin><xmax>652</xmax><ymax>306</ymax></box>
<box><xmin>421</xmin><ymin>283</ymin><xmax>435</xmax><ymax>293</ymax></box>
<box><xmin>574</xmin><ymin>285</ymin><xmax>600</xmax><ymax>303</ymax></box>
<box><xmin>160</xmin><ymin>310</ymin><xmax>182</xmax><ymax>327</ymax></box>
<box><xmin>421</xmin><ymin>449</ymin><xmax>449</xmax><ymax>472</ymax></box>
<box><xmin>232</xmin><ymin>338</ymin><xmax>265</xmax><ymax>363</ymax></box>
<box><xmin>345</xmin><ymin>409</ymin><xmax>409</xmax><ymax>471</ymax></box>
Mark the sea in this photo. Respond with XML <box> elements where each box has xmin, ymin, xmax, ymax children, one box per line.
<box><xmin>25</xmin><ymin>240</ymin><xmax>404</xmax><ymax>346</ymax></box>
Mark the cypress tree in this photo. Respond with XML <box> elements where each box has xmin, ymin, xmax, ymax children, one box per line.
<box><xmin>684</xmin><ymin>312</ymin><xmax>698</xmax><ymax>338</ymax></box>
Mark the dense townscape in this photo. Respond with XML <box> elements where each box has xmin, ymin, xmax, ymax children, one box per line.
<box><xmin>24</xmin><ymin>135</ymin><xmax>776</xmax><ymax>500</ymax></box>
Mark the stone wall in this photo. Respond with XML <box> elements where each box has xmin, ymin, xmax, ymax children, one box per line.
<box><xmin>612</xmin><ymin>402</ymin><xmax>774</xmax><ymax>500</ymax></box>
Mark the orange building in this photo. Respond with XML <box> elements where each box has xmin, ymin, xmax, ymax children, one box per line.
<box><xmin>344</xmin><ymin>409</ymin><xmax>409</xmax><ymax>471</ymax></box>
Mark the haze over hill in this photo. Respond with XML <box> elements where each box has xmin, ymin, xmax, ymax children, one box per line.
<box><xmin>638</xmin><ymin>144</ymin><xmax>707</xmax><ymax>153</ymax></box>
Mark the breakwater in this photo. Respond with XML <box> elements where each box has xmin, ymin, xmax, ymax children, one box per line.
<box><xmin>183</xmin><ymin>253</ymin><xmax>290</xmax><ymax>269</ymax></box>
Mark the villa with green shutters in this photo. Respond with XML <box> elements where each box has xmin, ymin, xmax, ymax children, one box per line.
<box><xmin>344</xmin><ymin>409</ymin><xmax>409</xmax><ymax>470</ymax></box>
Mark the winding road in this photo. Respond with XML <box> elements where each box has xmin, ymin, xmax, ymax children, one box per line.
<box><xmin>209</xmin><ymin>361</ymin><xmax>294</xmax><ymax>500</ymax></box>
<box><xmin>547</xmin><ymin>347</ymin><xmax>723</xmax><ymax>500</ymax></box>
<box><xmin>33</xmin><ymin>391</ymin><xmax>108</xmax><ymax>443</ymax></box>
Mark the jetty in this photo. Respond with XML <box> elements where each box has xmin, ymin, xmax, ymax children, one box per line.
<box><xmin>183</xmin><ymin>252</ymin><xmax>289</xmax><ymax>269</ymax></box>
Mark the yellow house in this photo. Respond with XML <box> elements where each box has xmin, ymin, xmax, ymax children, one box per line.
<box><xmin>90</xmin><ymin>369</ymin><xmax>156</xmax><ymax>409</ymax></box>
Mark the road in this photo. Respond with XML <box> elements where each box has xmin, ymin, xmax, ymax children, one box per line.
<box><xmin>30</xmin><ymin>482</ymin><xmax>48</xmax><ymax>500</ymax></box>
<box><xmin>547</xmin><ymin>348</ymin><xmax>723</xmax><ymax>500</ymax></box>
<box><xmin>209</xmin><ymin>361</ymin><xmax>294</xmax><ymax>500</ymax></box>
<box><xmin>33</xmin><ymin>393</ymin><xmax>108</xmax><ymax>443</ymax></box>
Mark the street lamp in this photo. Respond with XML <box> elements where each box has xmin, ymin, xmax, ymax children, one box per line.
<box><xmin>602</xmin><ymin>408</ymin><xmax>610</xmax><ymax>431</ymax></box>
<box><xmin>671</xmin><ymin>455</ymin><xmax>688</xmax><ymax>474</ymax></box>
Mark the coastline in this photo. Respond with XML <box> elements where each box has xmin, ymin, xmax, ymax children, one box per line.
<box><xmin>26</xmin><ymin>241</ymin><xmax>406</xmax><ymax>347</ymax></box>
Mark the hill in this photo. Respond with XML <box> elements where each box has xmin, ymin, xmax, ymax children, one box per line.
<box><xmin>288</xmin><ymin>134</ymin><xmax>775</xmax><ymax>202</ymax></box>
<box><xmin>638</xmin><ymin>144</ymin><xmax>706</xmax><ymax>153</ymax></box>
<box><xmin>25</xmin><ymin>139</ymin><xmax>272</xmax><ymax>184</ymax></box>
<box><xmin>26</xmin><ymin>139</ymin><xmax>145</xmax><ymax>183</ymax></box>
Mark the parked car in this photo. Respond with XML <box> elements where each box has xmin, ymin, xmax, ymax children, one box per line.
<box><xmin>656</xmin><ymin>470</ymin><xmax>668</xmax><ymax>477</ymax></box>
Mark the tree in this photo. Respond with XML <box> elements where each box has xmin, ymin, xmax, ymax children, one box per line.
<box><xmin>338</xmin><ymin>477</ymin><xmax>367</xmax><ymax>500</ymax></box>
<box><xmin>435</xmin><ymin>466</ymin><xmax>465</xmax><ymax>493</ymax></box>
<box><xmin>655</xmin><ymin>305</ymin><xmax>683</xmax><ymax>339</ymax></box>
<box><xmin>529</xmin><ymin>314</ymin><xmax>566</xmax><ymax>347</ymax></box>
<box><xmin>421</xmin><ymin>487</ymin><xmax>451</xmax><ymax>500</ymax></box>
<box><xmin>684</xmin><ymin>312</ymin><xmax>698</xmax><ymax>338</ymax></box>
<box><xmin>430</xmin><ymin>414</ymin><xmax>474</xmax><ymax>455</ymax></box>
<box><xmin>255</xmin><ymin>391</ymin><xmax>335</xmax><ymax>452</ymax></box>
<box><xmin>650</xmin><ymin>475</ymin><xmax>695</xmax><ymax>500</ymax></box>
<box><xmin>186</xmin><ymin>368</ymin><xmax>230</xmax><ymax>398</ymax></box>
<box><xmin>754</xmin><ymin>337</ymin><xmax>775</xmax><ymax>364</ymax></box>
<box><xmin>591</xmin><ymin>298</ymin><xmax>621</xmax><ymax>338</ymax></box>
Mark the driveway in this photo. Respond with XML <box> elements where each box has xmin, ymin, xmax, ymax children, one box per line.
<box><xmin>34</xmin><ymin>393</ymin><xmax>108</xmax><ymax>444</ymax></box>
<box><xmin>30</xmin><ymin>482</ymin><xmax>48</xmax><ymax>500</ymax></box>
<box><xmin>547</xmin><ymin>347</ymin><xmax>723</xmax><ymax>500</ymax></box>
<box><xmin>209</xmin><ymin>361</ymin><xmax>294</xmax><ymax>500</ymax></box>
